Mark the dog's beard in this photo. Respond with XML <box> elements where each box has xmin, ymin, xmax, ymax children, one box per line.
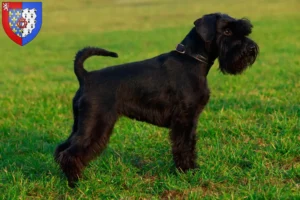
<box><xmin>218</xmin><ymin>40</ymin><xmax>259</xmax><ymax>75</ymax></box>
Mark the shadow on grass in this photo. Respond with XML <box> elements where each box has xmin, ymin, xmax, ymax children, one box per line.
<box><xmin>89</xmin><ymin>144</ymin><xmax>176</xmax><ymax>175</ymax></box>
<box><xmin>1</xmin><ymin>128</ymin><xmax>175</xmax><ymax>185</ymax></box>
<box><xmin>0</xmin><ymin>129</ymin><xmax>62</xmax><ymax>182</ymax></box>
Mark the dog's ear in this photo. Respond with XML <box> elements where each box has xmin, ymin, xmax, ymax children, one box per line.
<box><xmin>194</xmin><ymin>14</ymin><xmax>219</xmax><ymax>42</ymax></box>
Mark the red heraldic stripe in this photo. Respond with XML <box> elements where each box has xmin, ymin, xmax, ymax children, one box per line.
<box><xmin>2</xmin><ymin>2</ymin><xmax>23</xmax><ymax>45</ymax></box>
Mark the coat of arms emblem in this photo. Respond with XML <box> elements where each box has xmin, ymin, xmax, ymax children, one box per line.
<box><xmin>2</xmin><ymin>2</ymin><xmax>42</xmax><ymax>46</ymax></box>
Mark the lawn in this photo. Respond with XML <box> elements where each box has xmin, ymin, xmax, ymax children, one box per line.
<box><xmin>0</xmin><ymin>0</ymin><xmax>299</xmax><ymax>199</ymax></box>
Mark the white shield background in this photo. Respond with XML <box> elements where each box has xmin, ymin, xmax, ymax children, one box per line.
<box><xmin>21</xmin><ymin>8</ymin><xmax>36</xmax><ymax>37</ymax></box>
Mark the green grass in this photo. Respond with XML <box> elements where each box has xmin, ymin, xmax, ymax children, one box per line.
<box><xmin>0</xmin><ymin>0</ymin><xmax>299</xmax><ymax>199</ymax></box>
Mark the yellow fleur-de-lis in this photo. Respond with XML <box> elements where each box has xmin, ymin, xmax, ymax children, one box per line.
<box><xmin>9</xmin><ymin>22</ymin><xmax>13</xmax><ymax>27</ymax></box>
<box><xmin>15</xmin><ymin>11</ymin><xmax>21</xmax><ymax>17</ymax></box>
<box><xmin>11</xmin><ymin>17</ymin><xmax>17</xmax><ymax>22</ymax></box>
<box><xmin>12</xmin><ymin>28</ymin><xmax>17</xmax><ymax>33</ymax></box>
<box><xmin>9</xmin><ymin>11</ymin><xmax>13</xmax><ymax>16</ymax></box>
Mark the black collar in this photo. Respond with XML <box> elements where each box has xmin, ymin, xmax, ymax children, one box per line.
<box><xmin>175</xmin><ymin>44</ymin><xmax>213</xmax><ymax>65</ymax></box>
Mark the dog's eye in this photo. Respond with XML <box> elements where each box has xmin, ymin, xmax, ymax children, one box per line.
<box><xmin>224</xmin><ymin>28</ymin><xmax>232</xmax><ymax>36</ymax></box>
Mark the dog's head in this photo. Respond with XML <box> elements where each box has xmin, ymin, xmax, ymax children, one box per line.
<box><xmin>194</xmin><ymin>13</ymin><xmax>259</xmax><ymax>74</ymax></box>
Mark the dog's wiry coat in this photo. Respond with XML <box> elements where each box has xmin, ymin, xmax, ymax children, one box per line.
<box><xmin>54</xmin><ymin>13</ymin><xmax>259</xmax><ymax>187</ymax></box>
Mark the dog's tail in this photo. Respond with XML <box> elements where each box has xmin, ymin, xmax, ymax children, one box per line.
<box><xmin>74</xmin><ymin>47</ymin><xmax>118</xmax><ymax>84</ymax></box>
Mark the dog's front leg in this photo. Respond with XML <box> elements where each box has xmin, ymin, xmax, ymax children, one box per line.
<box><xmin>170</xmin><ymin>116</ymin><xmax>198</xmax><ymax>172</ymax></box>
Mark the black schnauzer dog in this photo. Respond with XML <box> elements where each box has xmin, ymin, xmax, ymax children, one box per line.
<box><xmin>55</xmin><ymin>13</ymin><xmax>259</xmax><ymax>187</ymax></box>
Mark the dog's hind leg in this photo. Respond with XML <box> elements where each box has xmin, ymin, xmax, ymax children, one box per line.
<box><xmin>56</xmin><ymin>98</ymin><xmax>117</xmax><ymax>187</ymax></box>
<box><xmin>54</xmin><ymin>90</ymin><xmax>81</xmax><ymax>159</ymax></box>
